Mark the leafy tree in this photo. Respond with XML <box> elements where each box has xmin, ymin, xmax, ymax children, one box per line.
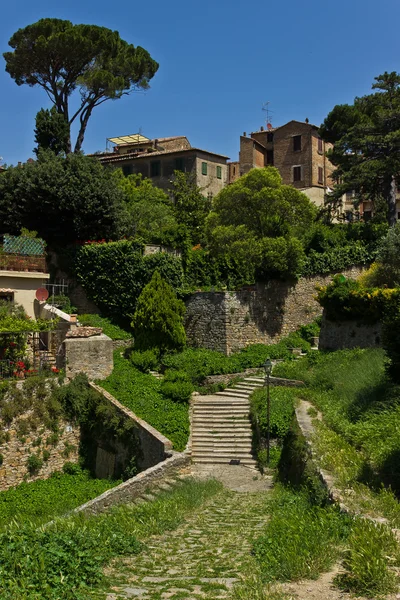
<box><xmin>113</xmin><ymin>171</ymin><xmax>179</xmax><ymax>243</ymax></box>
<box><xmin>205</xmin><ymin>167</ymin><xmax>314</xmax><ymax>280</ymax></box>
<box><xmin>34</xmin><ymin>107</ymin><xmax>70</xmax><ymax>155</ymax></box>
<box><xmin>0</xmin><ymin>150</ymin><xmax>128</xmax><ymax>244</ymax></box>
<box><xmin>131</xmin><ymin>270</ymin><xmax>186</xmax><ymax>354</ymax></box>
<box><xmin>4</xmin><ymin>18</ymin><xmax>158</xmax><ymax>153</ymax></box>
<box><xmin>209</xmin><ymin>167</ymin><xmax>316</xmax><ymax>239</ymax></box>
<box><xmin>171</xmin><ymin>171</ymin><xmax>212</xmax><ymax>245</ymax></box>
<box><xmin>320</xmin><ymin>72</ymin><xmax>400</xmax><ymax>226</ymax></box>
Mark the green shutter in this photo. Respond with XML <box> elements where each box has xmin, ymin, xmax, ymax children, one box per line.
<box><xmin>202</xmin><ymin>162</ymin><xmax>207</xmax><ymax>175</ymax></box>
<box><xmin>216</xmin><ymin>165</ymin><xmax>222</xmax><ymax>179</ymax></box>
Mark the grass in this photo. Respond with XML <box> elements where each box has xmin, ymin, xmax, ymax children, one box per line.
<box><xmin>100</xmin><ymin>351</ymin><xmax>190</xmax><ymax>451</ymax></box>
<box><xmin>253</xmin><ymin>485</ymin><xmax>351</xmax><ymax>583</ymax></box>
<box><xmin>274</xmin><ymin>348</ymin><xmax>400</xmax><ymax>496</ymax></box>
<box><xmin>78</xmin><ymin>314</ymin><xmax>132</xmax><ymax>340</ymax></box>
<box><xmin>0</xmin><ymin>469</ymin><xmax>119</xmax><ymax>527</ymax></box>
<box><xmin>335</xmin><ymin>518</ymin><xmax>400</xmax><ymax>597</ymax></box>
<box><xmin>0</xmin><ymin>477</ymin><xmax>222</xmax><ymax>600</ymax></box>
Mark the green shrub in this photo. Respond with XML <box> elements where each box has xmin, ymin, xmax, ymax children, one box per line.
<box><xmin>132</xmin><ymin>270</ymin><xmax>186</xmax><ymax>354</ymax></box>
<box><xmin>26</xmin><ymin>453</ymin><xmax>43</xmax><ymax>475</ymax></box>
<box><xmin>160</xmin><ymin>370</ymin><xmax>194</xmax><ymax>403</ymax></box>
<box><xmin>129</xmin><ymin>348</ymin><xmax>159</xmax><ymax>373</ymax></box>
<box><xmin>78</xmin><ymin>314</ymin><xmax>132</xmax><ymax>340</ymax></box>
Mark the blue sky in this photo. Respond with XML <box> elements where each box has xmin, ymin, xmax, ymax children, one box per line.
<box><xmin>0</xmin><ymin>0</ymin><xmax>399</xmax><ymax>166</ymax></box>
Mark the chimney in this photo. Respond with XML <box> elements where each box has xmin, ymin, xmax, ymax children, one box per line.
<box><xmin>243</xmin><ymin>132</ymin><xmax>246</xmax><ymax>137</ymax></box>
<box><xmin>260</xmin><ymin>126</ymin><xmax>264</xmax><ymax>131</ymax></box>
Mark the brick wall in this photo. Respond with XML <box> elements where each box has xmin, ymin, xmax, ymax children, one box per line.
<box><xmin>184</xmin><ymin>265</ymin><xmax>367</xmax><ymax>355</ymax></box>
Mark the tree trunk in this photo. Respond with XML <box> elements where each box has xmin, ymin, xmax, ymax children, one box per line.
<box><xmin>388</xmin><ymin>176</ymin><xmax>397</xmax><ymax>227</ymax></box>
<box><xmin>74</xmin><ymin>107</ymin><xmax>93</xmax><ymax>154</ymax></box>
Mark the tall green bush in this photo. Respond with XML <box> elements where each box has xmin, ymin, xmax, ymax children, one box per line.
<box><xmin>131</xmin><ymin>271</ymin><xmax>186</xmax><ymax>354</ymax></box>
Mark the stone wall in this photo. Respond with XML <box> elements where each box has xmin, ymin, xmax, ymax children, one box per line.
<box><xmin>319</xmin><ymin>316</ymin><xmax>382</xmax><ymax>351</ymax></box>
<box><xmin>90</xmin><ymin>384</ymin><xmax>173</xmax><ymax>472</ymax></box>
<box><xmin>184</xmin><ymin>266</ymin><xmax>366</xmax><ymax>355</ymax></box>
<box><xmin>0</xmin><ymin>412</ymin><xmax>80</xmax><ymax>492</ymax></box>
<box><xmin>73</xmin><ymin>452</ymin><xmax>189</xmax><ymax>516</ymax></box>
<box><xmin>64</xmin><ymin>333</ymin><xmax>113</xmax><ymax>380</ymax></box>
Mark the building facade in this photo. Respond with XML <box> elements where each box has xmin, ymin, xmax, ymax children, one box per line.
<box><xmin>231</xmin><ymin>120</ymin><xmax>335</xmax><ymax>208</ymax></box>
<box><xmin>92</xmin><ymin>134</ymin><xmax>229</xmax><ymax>197</ymax></box>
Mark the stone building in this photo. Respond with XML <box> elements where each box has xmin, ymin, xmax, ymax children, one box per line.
<box><xmin>91</xmin><ymin>134</ymin><xmax>229</xmax><ymax>198</ymax></box>
<box><xmin>230</xmin><ymin>120</ymin><xmax>339</xmax><ymax>209</ymax></box>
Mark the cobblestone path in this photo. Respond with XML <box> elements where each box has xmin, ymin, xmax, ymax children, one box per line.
<box><xmin>96</xmin><ymin>484</ymin><xmax>270</xmax><ymax>600</ymax></box>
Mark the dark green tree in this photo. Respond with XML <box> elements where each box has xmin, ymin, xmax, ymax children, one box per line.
<box><xmin>34</xmin><ymin>107</ymin><xmax>70</xmax><ymax>155</ymax></box>
<box><xmin>4</xmin><ymin>18</ymin><xmax>158</xmax><ymax>153</ymax></box>
<box><xmin>0</xmin><ymin>150</ymin><xmax>128</xmax><ymax>244</ymax></box>
<box><xmin>131</xmin><ymin>270</ymin><xmax>186</xmax><ymax>354</ymax></box>
<box><xmin>171</xmin><ymin>171</ymin><xmax>212</xmax><ymax>245</ymax></box>
<box><xmin>320</xmin><ymin>72</ymin><xmax>400</xmax><ymax>226</ymax></box>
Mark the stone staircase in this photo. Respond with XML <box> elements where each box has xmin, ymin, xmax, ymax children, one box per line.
<box><xmin>191</xmin><ymin>376</ymin><xmax>265</xmax><ymax>467</ymax></box>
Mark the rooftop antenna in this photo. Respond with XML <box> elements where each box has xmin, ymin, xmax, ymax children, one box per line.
<box><xmin>262</xmin><ymin>102</ymin><xmax>274</xmax><ymax>130</ymax></box>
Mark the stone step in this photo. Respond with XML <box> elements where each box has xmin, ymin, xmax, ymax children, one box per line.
<box><xmin>193</xmin><ymin>421</ymin><xmax>251</xmax><ymax>427</ymax></box>
<box><xmin>192</xmin><ymin>450</ymin><xmax>255</xmax><ymax>459</ymax></box>
<box><xmin>193</xmin><ymin>408</ymin><xmax>249</xmax><ymax>421</ymax></box>
<box><xmin>234</xmin><ymin>385</ymin><xmax>258</xmax><ymax>391</ymax></box>
<box><xmin>192</xmin><ymin>455</ymin><xmax>256</xmax><ymax>465</ymax></box>
<box><xmin>222</xmin><ymin>388</ymin><xmax>250</xmax><ymax>395</ymax></box>
<box><xmin>192</xmin><ymin>442</ymin><xmax>252</xmax><ymax>449</ymax></box>
<box><xmin>192</xmin><ymin>432</ymin><xmax>252</xmax><ymax>439</ymax></box>
<box><xmin>216</xmin><ymin>391</ymin><xmax>251</xmax><ymax>398</ymax></box>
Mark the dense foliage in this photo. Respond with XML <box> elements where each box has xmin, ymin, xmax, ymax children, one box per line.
<box><xmin>0</xmin><ymin>151</ymin><xmax>128</xmax><ymax>244</ymax></box>
<box><xmin>75</xmin><ymin>240</ymin><xmax>183</xmax><ymax>325</ymax></box>
<box><xmin>131</xmin><ymin>271</ymin><xmax>186</xmax><ymax>354</ymax></box>
<box><xmin>320</xmin><ymin>71</ymin><xmax>400</xmax><ymax>225</ymax></box>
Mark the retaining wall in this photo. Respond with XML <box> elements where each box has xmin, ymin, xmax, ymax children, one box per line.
<box><xmin>184</xmin><ymin>266</ymin><xmax>367</xmax><ymax>355</ymax></box>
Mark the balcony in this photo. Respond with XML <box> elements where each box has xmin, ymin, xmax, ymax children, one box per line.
<box><xmin>0</xmin><ymin>234</ymin><xmax>47</xmax><ymax>273</ymax></box>
<box><xmin>0</xmin><ymin>254</ymin><xmax>47</xmax><ymax>273</ymax></box>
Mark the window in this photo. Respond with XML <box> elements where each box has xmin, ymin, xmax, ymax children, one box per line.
<box><xmin>318</xmin><ymin>138</ymin><xmax>323</xmax><ymax>153</ymax></box>
<box><xmin>122</xmin><ymin>164</ymin><xmax>133</xmax><ymax>176</ymax></box>
<box><xmin>293</xmin><ymin>135</ymin><xmax>302</xmax><ymax>152</ymax></box>
<box><xmin>398</xmin><ymin>212</ymin><xmax>400</xmax><ymax>220</ymax></box>
<box><xmin>363</xmin><ymin>210</ymin><xmax>372</xmax><ymax>222</ymax></box>
<box><xmin>293</xmin><ymin>166</ymin><xmax>302</xmax><ymax>182</ymax></box>
<box><xmin>318</xmin><ymin>167</ymin><xmax>324</xmax><ymax>184</ymax></box>
<box><xmin>216</xmin><ymin>165</ymin><xmax>222</xmax><ymax>179</ymax></box>
<box><xmin>175</xmin><ymin>158</ymin><xmax>184</xmax><ymax>172</ymax></box>
<box><xmin>150</xmin><ymin>161</ymin><xmax>161</xmax><ymax>177</ymax></box>
<box><xmin>267</xmin><ymin>132</ymin><xmax>274</xmax><ymax>143</ymax></box>
<box><xmin>0</xmin><ymin>291</ymin><xmax>13</xmax><ymax>303</ymax></box>
<box><xmin>201</xmin><ymin>162</ymin><xmax>208</xmax><ymax>175</ymax></box>
<box><xmin>266</xmin><ymin>150</ymin><xmax>274</xmax><ymax>165</ymax></box>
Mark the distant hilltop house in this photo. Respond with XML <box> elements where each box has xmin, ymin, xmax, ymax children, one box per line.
<box><xmin>90</xmin><ymin>134</ymin><xmax>230</xmax><ymax>197</ymax></box>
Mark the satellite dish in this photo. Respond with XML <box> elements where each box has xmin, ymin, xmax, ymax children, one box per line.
<box><xmin>36</xmin><ymin>288</ymin><xmax>49</xmax><ymax>302</ymax></box>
